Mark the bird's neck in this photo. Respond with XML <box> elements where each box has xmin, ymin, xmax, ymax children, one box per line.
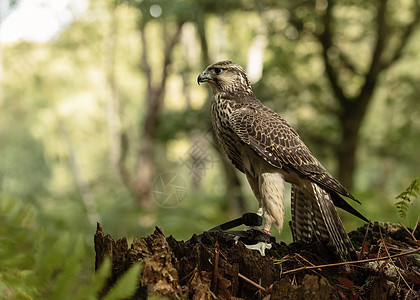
<box><xmin>213</xmin><ymin>88</ymin><xmax>255</xmax><ymax>101</ymax></box>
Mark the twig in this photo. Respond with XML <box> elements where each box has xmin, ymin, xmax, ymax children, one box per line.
<box><xmin>238</xmin><ymin>273</ymin><xmax>267</xmax><ymax>293</ymax></box>
<box><xmin>358</xmin><ymin>222</ymin><xmax>371</xmax><ymax>260</ymax></box>
<box><xmin>400</xmin><ymin>222</ymin><xmax>418</xmax><ymax>242</ymax></box>
<box><xmin>281</xmin><ymin>247</ymin><xmax>420</xmax><ymax>275</ymax></box>
<box><xmin>294</xmin><ymin>253</ymin><xmax>322</xmax><ymax>272</ymax></box>
<box><xmin>257</xmin><ymin>278</ymin><xmax>262</xmax><ymax>299</ymax></box>
<box><xmin>379</xmin><ymin>227</ymin><xmax>414</xmax><ymax>294</ymax></box>
<box><xmin>295</xmin><ymin>253</ymin><xmax>316</xmax><ymax>267</ymax></box>
<box><xmin>412</xmin><ymin>216</ymin><xmax>420</xmax><ymax>240</ymax></box>
<box><xmin>180</xmin><ymin>266</ymin><xmax>197</xmax><ymax>284</ymax></box>
<box><xmin>211</xmin><ymin>243</ymin><xmax>220</xmax><ymax>292</ymax></box>
<box><xmin>274</xmin><ymin>254</ymin><xmax>291</xmax><ymax>264</ymax></box>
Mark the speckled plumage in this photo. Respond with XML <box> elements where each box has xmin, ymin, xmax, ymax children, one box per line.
<box><xmin>198</xmin><ymin>60</ymin><xmax>367</xmax><ymax>261</ymax></box>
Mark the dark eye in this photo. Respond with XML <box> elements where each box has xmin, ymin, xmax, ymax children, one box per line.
<box><xmin>214</xmin><ymin>68</ymin><xmax>222</xmax><ymax>74</ymax></box>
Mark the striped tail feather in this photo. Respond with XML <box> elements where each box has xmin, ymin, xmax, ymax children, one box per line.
<box><xmin>291</xmin><ymin>183</ymin><xmax>356</xmax><ymax>262</ymax></box>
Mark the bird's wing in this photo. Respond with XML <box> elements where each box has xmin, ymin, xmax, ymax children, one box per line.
<box><xmin>291</xmin><ymin>183</ymin><xmax>357</xmax><ymax>262</ymax></box>
<box><xmin>230</xmin><ymin>104</ymin><xmax>356</xmax><ymax>201</ymax></box>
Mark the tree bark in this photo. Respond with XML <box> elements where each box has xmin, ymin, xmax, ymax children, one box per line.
<box><xmin>337</xmin><ymin>103</ymin><xmax>366</xmax><ymax>190</ymax></box>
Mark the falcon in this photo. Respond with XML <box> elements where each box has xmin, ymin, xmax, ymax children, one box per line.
<box><xmin>197</xmin><ymin>60</ymin><xmax>368</xmax><ymax>261</ymax></box>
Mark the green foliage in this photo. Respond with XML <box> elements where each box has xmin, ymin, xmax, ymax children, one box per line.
<box><xmin>395</xmin><ymin>176</ymin><xmax>420</xmax><ymax>218</ymax></box>
<box><xmin>103</xmin><ymin>263</ymin><xmax>142</xmax><ymax>300</ymax></box>
<box><xmin>0</xmin><ymin>196</ymin><xmax>110</xmax><ymax>299</ymax></box>
<box><xmin>0</xmin><ymin>97</ymin><xmax>50</xmax><ymax>200</ymax></box>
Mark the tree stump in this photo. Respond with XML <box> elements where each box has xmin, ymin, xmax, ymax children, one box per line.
<box><xmin>94</xmin><ymin>222</ymin><xmax>420</xmax><ymax>299</ymax></box>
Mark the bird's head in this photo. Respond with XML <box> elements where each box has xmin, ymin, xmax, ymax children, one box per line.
<box><xmin>197</xmin><ymin>60</ymin><xmax>253</xmax><ymax>95</ymax></box>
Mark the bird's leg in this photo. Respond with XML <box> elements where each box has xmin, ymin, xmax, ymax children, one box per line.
<box><xmin>259</xmin><ymin>172</ymin><xmax>285</xmax><ymax>235</ymax></box>
<box><xmin>237</xmin><ymin>172</ymin><xmax>276</xmax><ymax>256</ymax></box>
<box><xmin>245</xmin><ymin>171</ymin><xmax>285</xmax><ymax>234</ymax></box>
<box><xmin>256</xmin><ymin>207</ymin><xmax>273</xmax><ymax>234</ymax></box>
<box><xmin>262</xmin><ymin>220</ymin><xmax>272</xmax><ymax>234</ymax></box>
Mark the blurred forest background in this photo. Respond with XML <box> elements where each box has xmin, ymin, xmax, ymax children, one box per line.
<box><xmin>1</xmin><ymin>0</ymin><xmax>419</xmax><ymax>298</ymax></box>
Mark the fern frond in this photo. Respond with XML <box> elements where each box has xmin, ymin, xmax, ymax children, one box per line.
<box><xmin>395</xmin><ymin>176</ymin><xmax>420</xmax><ymax>218</ymax></box>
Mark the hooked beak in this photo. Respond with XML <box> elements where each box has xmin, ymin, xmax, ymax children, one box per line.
<box><xmin>197</xmin><ymin>71</ymin><xmax>210</xmax><ymax>85</ymax></box>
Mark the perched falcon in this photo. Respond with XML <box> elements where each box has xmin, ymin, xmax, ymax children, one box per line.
<box><xmin>198</xmin><ymin>60</ymin><xmax>368</xmax><ymax>261</ymax></box>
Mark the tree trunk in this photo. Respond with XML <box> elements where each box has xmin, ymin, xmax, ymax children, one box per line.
<box><xmin>104</xmin><ymin>0</ymin><xmax>122</xmax><ymax>173</ymax></box>
<box><xmin>318</xmin><ymin>0</ymin><xmax>420</xmax><ymax>189</ymax></box>
<box><xmin>113</xmin><ymin>16</ymin><xmax>184</xmax><ymax>208</ymax></box>
<box><xmin>58</xmin><ymin>120</ymin><xmax>99</xmax><ymax>225</ymax></box>
<box><xmin>134</xmin><ymin>88</ymin><xmax>163</xmax><ymax>208</ymax></box>
<box><xmin>336</xmin><ymin>107</ymin><xmax>364</xmax><ymax>190</ymax></box>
